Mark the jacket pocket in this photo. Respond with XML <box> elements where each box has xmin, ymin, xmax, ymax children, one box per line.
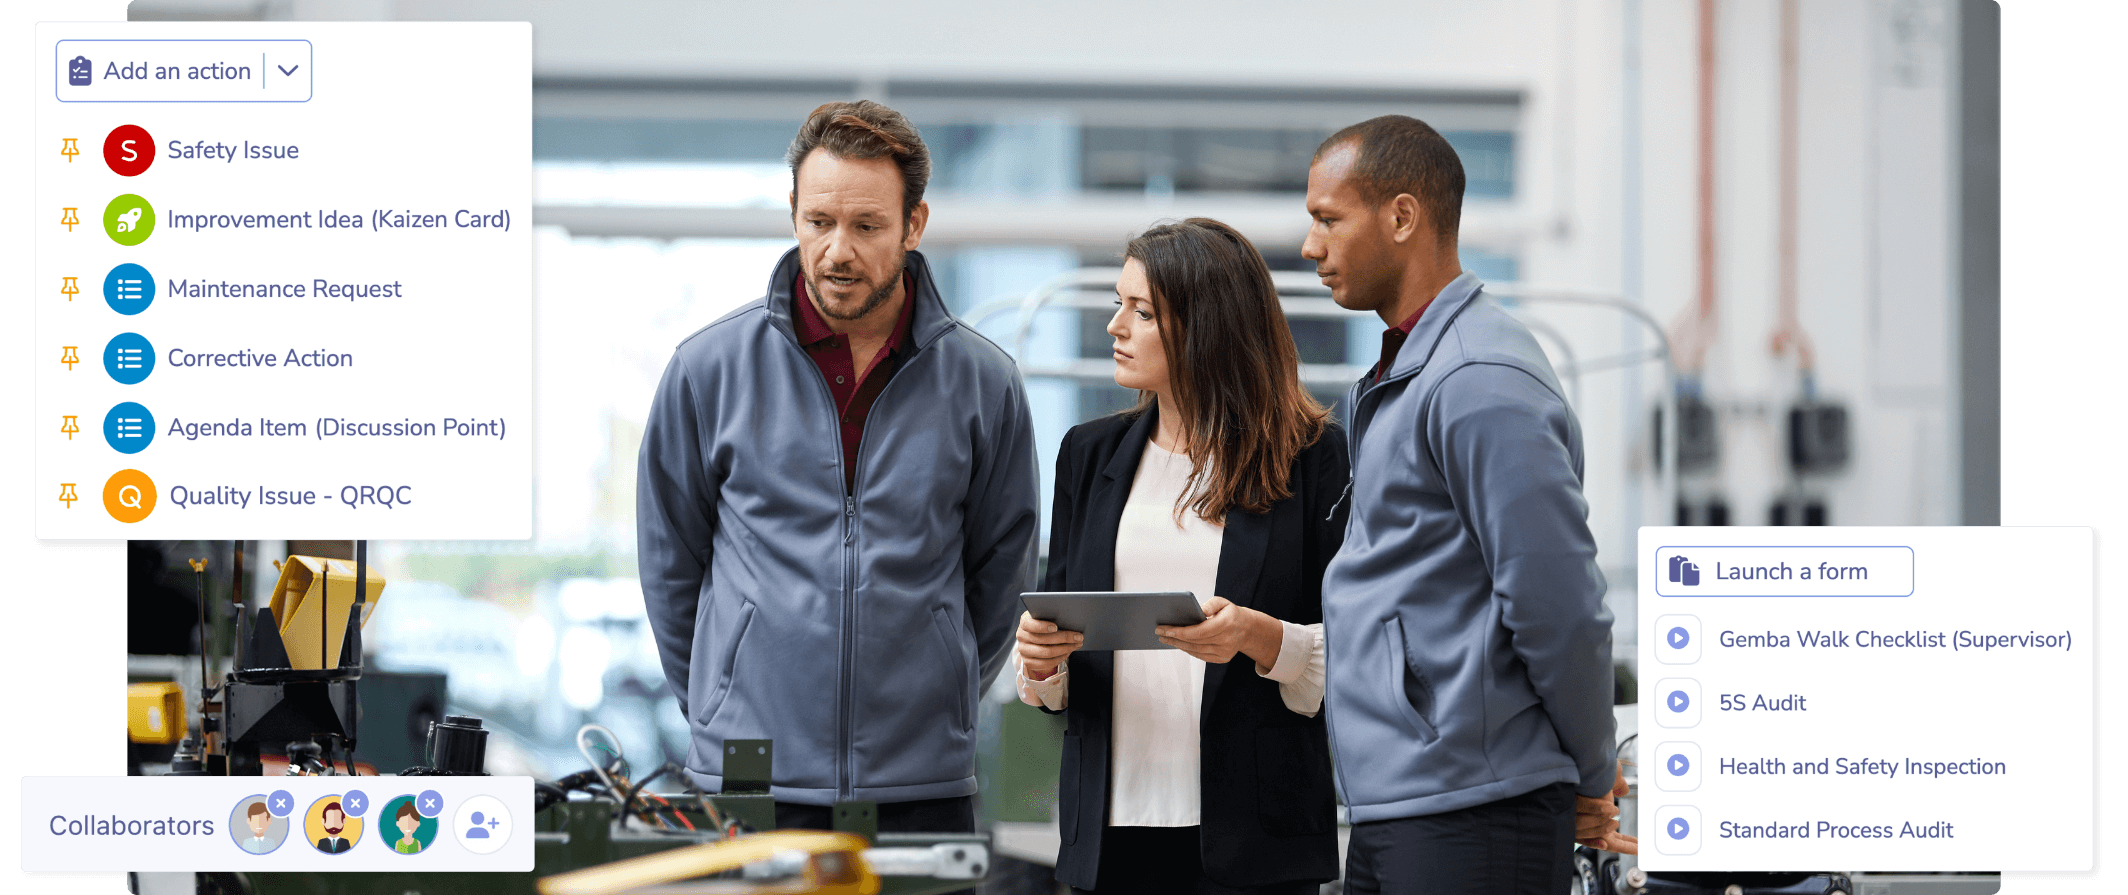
<box><xmin>1254</xmin><ymin>726</ymin><xmax>1335</xmax><ymax>837</ymax></box>
<box><xmin>930</xmin><ymin>606</ymin><xmax>971</xmax><ymax>732</ymax></box>
<box><xmin>1057</xmin><ymin>732</ymin><xmax>1082</xmax><ymax>846</ymax></box>
<box><xmin>695</xmin><ymin>602</ymin><xmax>757</xmax><ymax>726</ymax></box>
<box><xmin>1383</xmin><ymin>618</ymin><xmax>1439</xmax><ymax>743</ymax></box>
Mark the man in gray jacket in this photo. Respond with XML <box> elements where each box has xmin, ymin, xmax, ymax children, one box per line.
<box><xmin>1308</xmin><ymin>116</ymin><xmax>1631</xmax><ymax>893</ymax></box>
<box><xmin>637</xmin><ymin>101</ymin><xmax>1040</xmax><ymax>834</ymax></box>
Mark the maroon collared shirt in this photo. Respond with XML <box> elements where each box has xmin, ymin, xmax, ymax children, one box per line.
<box><xmin>1374</xmin><ymin>300</ymin><xmax>1433</xmax><ymax>383</ymax></box>
<box><xmin>792</xmin><ymin>273</ymin><xmax>918</xmax><ymax>492</ymax></box>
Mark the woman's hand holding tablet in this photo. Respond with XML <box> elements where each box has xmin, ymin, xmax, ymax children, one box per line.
<box><xmin>1155</xmin><ymin>596</ymin><xmax>1287</xmax><ymax>667</ymax></box>
<box><xmin>1016</xmin><ymin>612</ymin><xmax>1083</xmax><ymax>680</ymax></box>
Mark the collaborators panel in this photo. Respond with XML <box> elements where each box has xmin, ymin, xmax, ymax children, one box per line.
<box><xmin>35</xmin><ymin>23</ymin><xmax>532</xmax><ymax>538</ymax></box>
<box><xmin>21</xmin><ymin>777</ymin><xmax>531</xmax><ymax>871</ymax></box>
<box><xmin>1636</xmin><ymin>527</ymin><xmax>2092</xmax><ymax>871</ymax></box>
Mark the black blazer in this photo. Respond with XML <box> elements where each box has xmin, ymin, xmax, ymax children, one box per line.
<box><xmin>1042</xmin><ymin>409</ymin><xmax>1348</xmax><ymax>890</ymax></box>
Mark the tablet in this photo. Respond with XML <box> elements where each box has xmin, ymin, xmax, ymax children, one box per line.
<box><xmin>1020</xmin><ymin>591</ymin><xmax>1206</xmax><ymax>651</ymax></box>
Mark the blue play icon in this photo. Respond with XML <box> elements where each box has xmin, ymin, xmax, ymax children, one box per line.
<box><xmin>1668</xmin><ymin>753</ymin><xmax>1690</xmax><ymax>776</ymax></box>
<box><xmin>1668</xmin><ymin>817</ymin><xmax>1691</xmax><ymax>840</ymax></box>
<box><xmin>1668</xmin><ymin>626</ymin><xmax>1690</xmax><ymax>649</ymax></box>
<box><xmin>1668</xmin><ymin>690</ymin><xmax>1690</xmax><ymax>712</ymax></box>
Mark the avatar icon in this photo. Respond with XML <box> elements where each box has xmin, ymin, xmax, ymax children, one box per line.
<box><xmin>304</xmin><ymin>795</ymin><xmax>363</xmax><ymax>855</ymax></box>
<box><xmin>382</xmin><ymin>796</ymin><xmax>437</xmax><ymax>855</ymax></box>
<box><xmin>316</xmin><ymin>802</ymin><xmax>351</xmax><ymax>853</ymax></box>
<box><xmin>228</xmin><ymin>797</ymin><xmax>287</xmax><ymax>855</ymax></box>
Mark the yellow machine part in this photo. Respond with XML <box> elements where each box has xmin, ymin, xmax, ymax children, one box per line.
<box><xmin>126</xmin><ymin>682</ymin><xmax>186</xmax><ymax>745</ymax></box>
<box><xmin>268</xmin><ymin>555</ymin><xmax>386</xmax><ymax>669</ymax></box>
<box><xmin>537</xmin><ymin>830</ymin><xmax>879</xmax><ymax>895</ymax></box>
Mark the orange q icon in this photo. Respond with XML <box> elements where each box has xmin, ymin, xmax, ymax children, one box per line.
<box><xmin>103</xmin><ymin>469</ymin><xmax>157</xmax><ymax>523</ymax></box>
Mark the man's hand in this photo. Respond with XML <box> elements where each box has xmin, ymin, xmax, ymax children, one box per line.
<box><xmin>1155</xmin><ymin>597</ymin><xmax>1282</xmax><ymax>666</ymax></box>
<box><xmin>1015</xmin><ymin>612</ymin><xmax>1083</xmax><ymax>680</ymax></box>
<box><xmin>1574</xmin><ymin>759</ymin><xmax>1639</xmax><ymax>854</ymax></box>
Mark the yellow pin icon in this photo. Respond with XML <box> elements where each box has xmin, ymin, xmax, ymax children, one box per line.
<box><xmin>59</xmin><ymin>484</ymin><xmax>79</xmax><ymax>508</ymax></box>
<box><xmin>61</xmin><ymin>277</ymin><xmax>79</xmax><ymax>302</ymax></box>
<box><xmin>61</xmin><ymin>207</ymin><xmax>80</xmax><ymax>232</ymax></box>
<box><xmin>61</xmin><ymin>416</ymin><xmax>80</xmax><ymax>440</ymax></box>
<box><xmin>61</xmin><ymin>138</ymin><xmax>80</xmax><ymax>162</ymax></box>
<box><xmin>61</xmin><ymin>346</ymin><xmax>80</xmax><ymax>370</ymax></box>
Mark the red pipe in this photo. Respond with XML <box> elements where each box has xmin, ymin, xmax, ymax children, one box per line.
<box><xmin>1772</xmin><ymin>0</ymin><xmax>1816</xmax><ymax>371</ymax></box>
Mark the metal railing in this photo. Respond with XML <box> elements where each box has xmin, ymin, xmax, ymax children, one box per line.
<box><xmin>965</xmin><ymin>267</ymin><xmax>1680</xmax><ymax>524</ymax></box>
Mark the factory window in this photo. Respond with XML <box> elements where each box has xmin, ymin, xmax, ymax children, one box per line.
<box><xmin>1082</xmin><ymin>125</ymin><xmax>1515</xmax><ymax>198</ymax></box>
<box><xmin>535</xmin><ymin>118</ymin><xmax>799</xmax><ymax>162</ymax></box>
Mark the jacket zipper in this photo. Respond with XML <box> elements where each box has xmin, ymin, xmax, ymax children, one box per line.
<box><xmin>1325</xmin><ymin>480</ymin><xmax>1352</xmax><ymax>522</ymax></box>
<box><xmin>779</xmin><ymin>315</ymin><xmax>949</xmax><ymax>801</ymax></box>
<box><xmin>773</xmin><ymin>316</ymin><xmax>872</xmax><ymax>801</ymax></box>
<box><xmin>1328</xmin><ymin>369</ymin><xmax>1417</xmax><ymax>805</ymax></box>
<box><xmin>1325</xmin><ymin>376</ymin><xmax>1367</xmax><ymax>805</ymax></box>
<box><xmin>778</xmin><ymin>333</ymin><xmax>854</xmax><ymax>798</ymax></box>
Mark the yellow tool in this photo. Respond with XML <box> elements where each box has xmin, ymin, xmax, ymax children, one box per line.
<box><xmin>126</xmin><ymin>682</ymin><xmax>186</xmax><ymax>745</ymax></box>
<box><xmin>269</xmin><ymin>556</ymin><xmax>386</xmax><ymax>669</ymax></box>
<box><xmin>537</xmin><ymin>830</ymin><xmax>878</xmax><ymax>895</ymax></box>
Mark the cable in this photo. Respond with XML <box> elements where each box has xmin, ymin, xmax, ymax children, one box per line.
<box><xmin>575</xmin><ymin>724</ymin><xmax>626</xmax><ymax>801</ymax></box>
<box><xmin>533</xmin><ymin>782</ymin><xmax>568</xmax><ymax>812</ymax></box>
<box><xmin>645</xmin><ymin>794</ymin><xmax>695</xmax><ymax>832</ymax></box>
<box><xmin>617</xmin><ymin>763</ymin><xmax>674</xmax><ymax>829</ymax></box>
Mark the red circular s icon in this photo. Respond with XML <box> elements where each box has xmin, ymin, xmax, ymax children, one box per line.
<box><xmin>104</xmin><ymin>124</ymin><xmax>155</xmax><ymax>177</ymax></box>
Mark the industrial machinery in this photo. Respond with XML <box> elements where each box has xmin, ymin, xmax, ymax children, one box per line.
<box><xmin>128</xmin><ymin>542</ymin><xmax>386</xmax><ymax>778</ymax></box>
<box><xmin>133</xmin><ymin>544</ymin><xmax>989</xmax><ymax>894</ymax></box>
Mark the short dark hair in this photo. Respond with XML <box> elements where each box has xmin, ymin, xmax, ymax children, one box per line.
<box><xmin>787</xmin><ymin>100</ymin><xmax>931</xmax><ymax>222</ymax></box>
<box><xmin>322</xmin><ymin>802</ymin><xmax>343</xmax><ymax>819</ymax></box>
<box><xmin>396</xmin><ymin>803</ymin><xmax>420</xmax><ymax>823</ymax></box>
<box><xmin>1316</xmin><ymin>115</ymin><xmax>1465</xmax><ymax>245</ymax></box>
<box><xmin>246</xmin><ymin>802</ymin><xmax>269</xmax><ymax>819</ymax></box>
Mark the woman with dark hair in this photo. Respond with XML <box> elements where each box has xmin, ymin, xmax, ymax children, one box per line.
<box><xmin>1015</xmin><ymin>218</ymin><xmax>1347</xmax><ymax>894</ymax></box>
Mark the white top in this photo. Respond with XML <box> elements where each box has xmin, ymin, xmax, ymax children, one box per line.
<box><xmin>1016</xmin><ymin>438</ymin><xmax>1326</xmax><ymax>827</ymax></box>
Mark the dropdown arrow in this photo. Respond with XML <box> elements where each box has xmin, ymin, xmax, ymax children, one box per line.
<box><xmin>278</xmin><ymin>65</ymin><xmax>299</xmax><ymax>76</ymax></box>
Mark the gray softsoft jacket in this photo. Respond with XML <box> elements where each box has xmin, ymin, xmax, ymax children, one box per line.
<box><xmin>636</xmin><ymin>248</ymin><xmax>1040</xmax><ymax>805</ymax></box>
<box><xmin>1322</xmin><ymin>273</ymin><xmax>1615</xmax><ymax>824</ymax></box>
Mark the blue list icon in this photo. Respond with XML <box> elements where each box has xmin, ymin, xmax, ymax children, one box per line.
<box><xmin>103</xmin><ymin>263</ymin><xmax>155</xmax><ymax>315</ymax></box>
<box><xmin>69</xmin><ymin>56</ymin><xmax>92</xmax><ymax>86</ymax></box>
<box><xmin>104</xmin><ymin>332</ymin><xmax>155</xmax><ymax>384</ymax></box>
<box><xmin>103</xmin><ymin>402</ymin><xmax>154</xmax><ymax>454</ymax></box>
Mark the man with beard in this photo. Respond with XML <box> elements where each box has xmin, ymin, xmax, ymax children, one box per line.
<box><xmin>639</xmin><ymin>100</ymin><xmax>1039</xmax><ymax>835</ymax></box>
<box><xmin>313</xmin><ymin>802</ymin><xmax>351</xmax><ymax>854</ymax></box>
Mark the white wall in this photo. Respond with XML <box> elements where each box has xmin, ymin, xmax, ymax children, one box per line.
<box><xmin>152</xmin><ymin>0</ymin><xmax>1973</xmax><ymax>541</ymax></box>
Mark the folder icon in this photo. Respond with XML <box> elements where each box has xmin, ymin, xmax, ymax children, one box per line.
<box><xmin>268</xmin><ymin>556</ymin><xmax>385</xmax><ymax>669</ymax></box>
